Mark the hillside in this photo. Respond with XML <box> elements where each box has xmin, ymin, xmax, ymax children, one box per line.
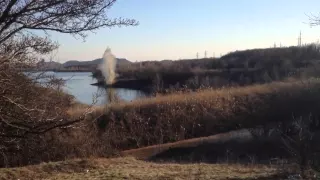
<box><xmin>92</xmin><ymin>45</ymin><xmax>320</xmax><ymax>92</ymax></box>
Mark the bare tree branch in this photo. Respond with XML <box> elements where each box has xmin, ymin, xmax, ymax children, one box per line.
<box><xmin>0</xmin><ymin>0</ymin><xmax>138</xmax><ymax>44</ymax></box>
<box><xmin>307</xmin><ymin>12</ymin><xmax>320</xmax><ymax>27</ymax></box>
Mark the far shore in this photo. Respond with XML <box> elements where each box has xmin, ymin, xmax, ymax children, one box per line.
<box><xmin>23</xmin><ymin>69</ymin><xmax>94</xmax><ymax>73</ymax></box>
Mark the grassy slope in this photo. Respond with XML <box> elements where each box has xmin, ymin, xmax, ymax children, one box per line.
<box><xmin>0</xmin><ymin>157</ymin><xmax>289</xmax><ymax>180</ymax></box>
<box><xmin>98</xmin><ymin>78</ymin><xmax>320</xmax><ymax>151</ymax></box>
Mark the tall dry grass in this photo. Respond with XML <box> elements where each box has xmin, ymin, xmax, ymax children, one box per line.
<box><xmin>0</xmin><ymin>157</ymin><xmax>289</xmax><ymax>180</ymax></box>
<box><xmin>97</xmin><ymin>78</ymin><xmax>320</xmax><ymax>151</ymax></box>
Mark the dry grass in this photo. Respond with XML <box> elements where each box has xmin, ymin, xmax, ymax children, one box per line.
<box><xmin>5</xmin><ymin>78</ymin><xmax>320</xmax><ymax>169</ymax></box>
<box><xmin>67</xmin><ymin>101</ymin><xmax>105</xmax><ymax>119</ymax></box>
<box><xmin>0</xmin><ymin>157</ymin><xmax>289</xmax><ymax>180</ymax></box>
<box><xmin>98</xmin><ymin>78</ymin><xmax>320</xmax><ymax>151</ymax></box>
<box><xmin>120</xmin><ymin>129</ymin><xmax>252</xmax><ymax>160</ymax></box>
<box><xmin>111</xmin><ymin>78</ymin><xmax>316</xmax><ymax>109</ymax></box>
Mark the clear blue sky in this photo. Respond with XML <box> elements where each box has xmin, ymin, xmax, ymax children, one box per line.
<box><xmin>51</xmin><ymin>0</ymin><xmax>320</xmax><ymax>62</ymax></box>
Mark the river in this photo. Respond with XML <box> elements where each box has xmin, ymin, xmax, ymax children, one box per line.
<box><xmin>29</xmin><ymin>72</ymin><xmax>147</xmax><ymax>105</ymax></box>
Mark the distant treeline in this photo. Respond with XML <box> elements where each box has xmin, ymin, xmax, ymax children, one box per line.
<box><xmin>93</xmin><ymin>44</ymin><xmax>320</xmax><ymax>92</ymax></box>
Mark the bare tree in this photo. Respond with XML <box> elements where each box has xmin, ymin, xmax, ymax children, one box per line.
<box><xmin>0</xmin><ymin>0</ymin><xmax>137</xmax><ymax>64</ymax></box>
<box><xmin>0</xmin><ymin>0</ymin><xmax>138</xmax><ymax>166</ymax></box>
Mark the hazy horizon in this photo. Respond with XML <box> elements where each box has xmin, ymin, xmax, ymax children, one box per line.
<box><xmin>49</xmin><ymin>0</ymin><xmax>320</xmax><ymax>62</ymax></box>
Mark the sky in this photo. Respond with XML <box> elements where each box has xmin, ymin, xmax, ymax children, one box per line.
<box><xmin>50</xmin><ymin>0</ymin><xmax>320</xmax><ymax>62</ymax></box>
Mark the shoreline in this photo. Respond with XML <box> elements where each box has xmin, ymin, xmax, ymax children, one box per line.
<box><xmin>23</xmin><ymin>69</ymin><xmax>94</xmax><ymax>73</ymax></box>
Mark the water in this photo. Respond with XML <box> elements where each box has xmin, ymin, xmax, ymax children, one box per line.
<box><xmin>26</xmin><ymin>71</ymin><xmax>147</xmax><ymax>105</ymax></box>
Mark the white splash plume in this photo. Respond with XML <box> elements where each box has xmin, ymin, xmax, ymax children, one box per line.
<box><xmin>100</xmin><ymin>47</ymin><xmax>116</xmax><ymax>84</ymax></box>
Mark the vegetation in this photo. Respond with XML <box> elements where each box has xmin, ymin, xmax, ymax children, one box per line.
<box><xmin>0</xmin><ymin>0</ymin><xmax>137</xmax><ymax>168</ymax></box>
<box><xmin>3</xmin><ymin>0</ymin><xmax>320</xmax><ymax>179</ymax></box>
<box><xmin>97</xmin><ymin>78</ymin><xmax>320</xmax><ymax>151</ymax></box>
<box><xmin>93</xmin><ymin>45</ymin><xmax>320</xmax><ymax>93</ymax></box>
<box><xmin>0</xmin><ymin>157</ymin><xmax>290</xmax><ymax>180</ymax></box>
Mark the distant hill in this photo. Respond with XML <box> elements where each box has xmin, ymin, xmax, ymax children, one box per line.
<box><xmin>36</xmin><ymin>58</ymin><xmax>131</xmax><ymax>71</ymax></box>
<box><xmin>63</xmin><ymin>58</ymin><xmax>131</xmax><ymax>68</ymax></box>
<box><xmin>37</xmin><ymin>61</ymin><xmax>63</xmax><ymax>70</ymax></box>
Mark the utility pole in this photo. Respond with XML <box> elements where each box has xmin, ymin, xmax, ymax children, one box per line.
<box><xmin>196</xmin><ymin>52</ymin><xmax>199</xmax><ymax>59</ymax></box>
<box><xmin>300</xmin><ymin>31</ymin><xmax>302</xmax><ymax>46</ymax></box>
<box><xmin>204</xmin><ymin>50</ymin><xmax>207</xmax><ymax>58</ymax></box>
<box><xmin>298</xmin><ymin>31</ymin><xmax>302</xmax><ymax>47</ymax></box>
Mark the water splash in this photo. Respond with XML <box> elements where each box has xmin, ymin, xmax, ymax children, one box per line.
<box><xmin>100</xmin><ymin>47</ymin><xmax>116</xmax><ymax>85</ymax></box>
